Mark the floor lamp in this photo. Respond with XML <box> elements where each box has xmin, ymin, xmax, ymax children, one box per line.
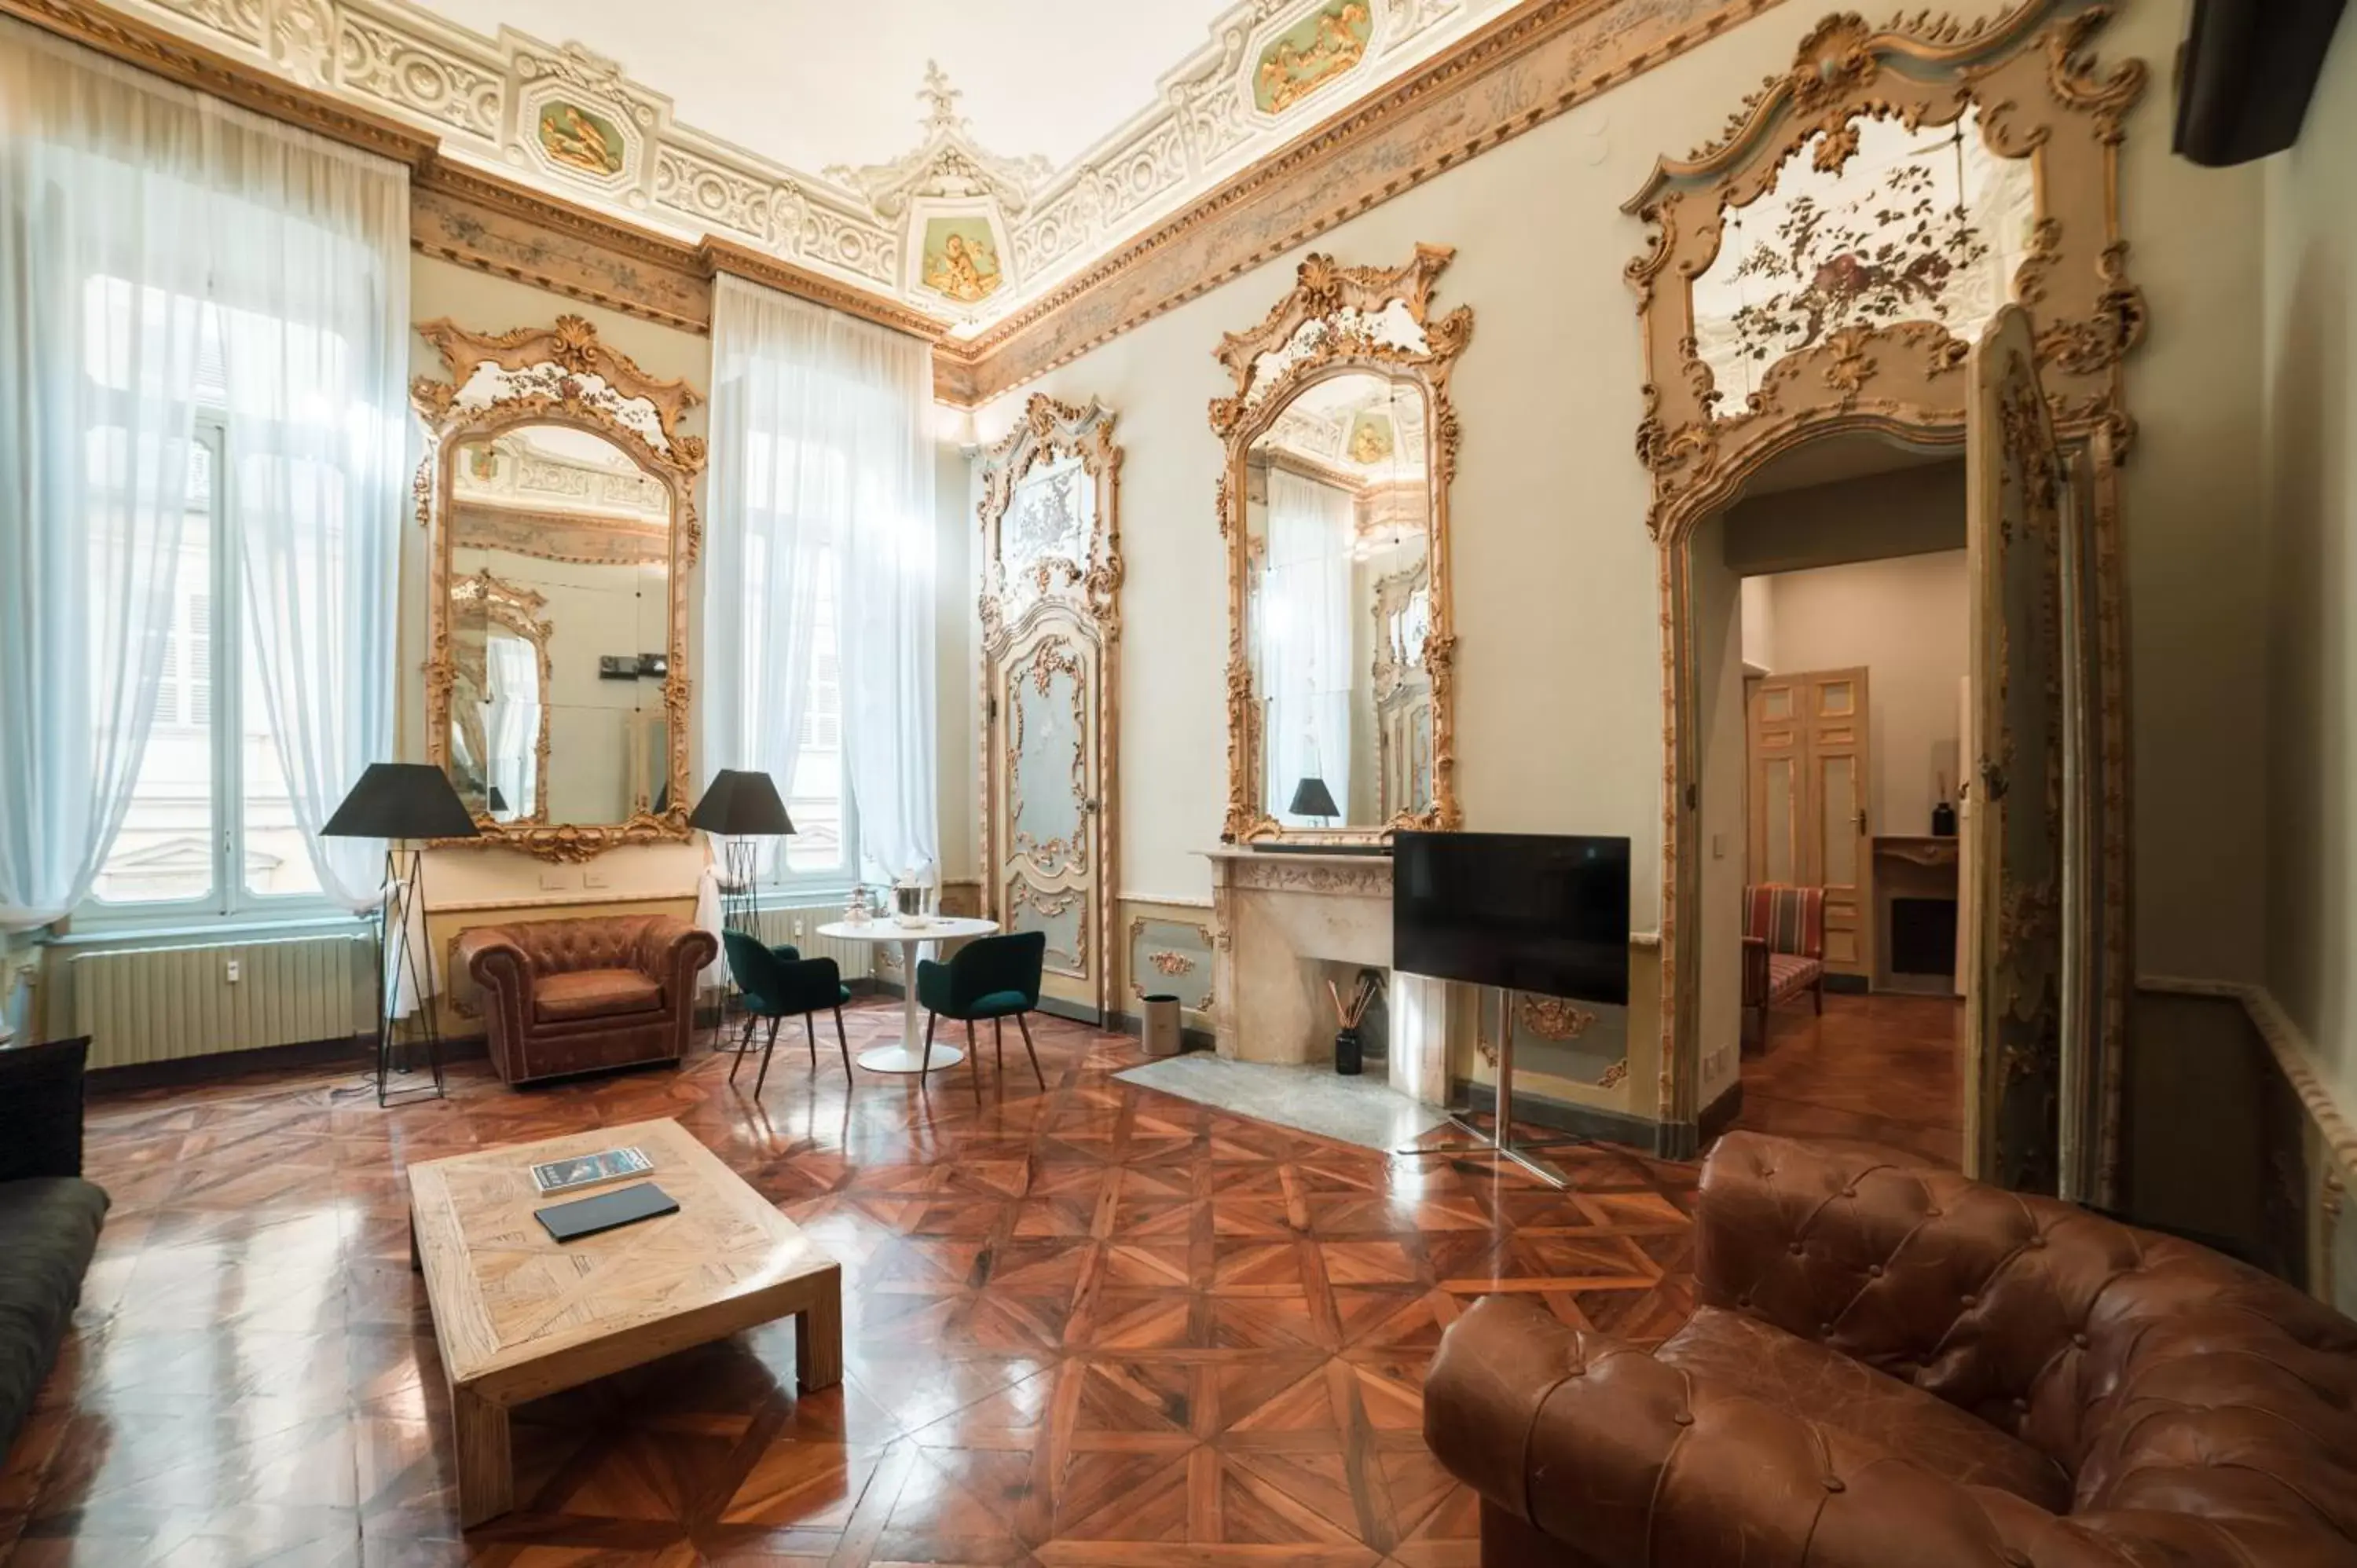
<box><xmin>689</xmin><ymin>769</ymin><xmax>794</xmax><ymax>1052</ymax></box>
<box><xmin>323</xmin><ymin>763</ymin><xmax>479</xmax><ymax>1106</ymax></box>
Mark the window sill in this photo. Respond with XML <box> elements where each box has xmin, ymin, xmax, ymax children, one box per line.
<box><xmin>42</xmin><ymin>911</ymin><xmax>370</xmax><ymax>949</ymax></box>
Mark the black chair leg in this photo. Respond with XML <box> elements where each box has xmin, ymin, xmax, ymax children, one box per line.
<box><xmin>1015</xmin><ymin>1010</ymin><xmax>1045</xmax><ymax>1090</ymax></box>
<box><xmin>755</xmin><ymin>1016</ymin><xmax>782</xmax><ymax>1097</ymax></box>
<box><xmin>729</xmin><ymin>1017</ymin><xmax>754</xmax><ymax>1085</ymax></box>
<box><xmin>805</xmin><ymin>1011</ymin><xmax>818</xmax><ymax>1071</ymax></box>
<box><xmin>922</xmin><ymin>1011</ymin><xmax>938</xmax><ymax>1077</ymax></box>
<box><xmin>966</xmin><ymin>1017</ymin><xmax>981</xmax><ymax>1102</ymax></box>
<box><xmin>833</xmin><ymin>1007</ymin><xmax>852</xmax><ymax>1077</ymax></box>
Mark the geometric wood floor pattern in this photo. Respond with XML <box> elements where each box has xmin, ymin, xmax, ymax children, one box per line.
<box><xmin>0</xmin><ymin>999</ymin><xmax>1699</xmax><ymax>1566</ymax></box>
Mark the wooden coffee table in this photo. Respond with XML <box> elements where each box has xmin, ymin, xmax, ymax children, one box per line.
<box><xmin>406</xmin><ymin>1116</ymin><xmax>841</xmax><ymax>1526</ymax></box>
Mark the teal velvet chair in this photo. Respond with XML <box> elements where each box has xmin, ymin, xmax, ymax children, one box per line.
<box><xmin>916</xmin><ymin>930</ymin><xmax>1047</xmax><ymax>1099</ymax></box>
<box><xmin>722</xmin><ymin>930</ymin><xmax>852</xmax><ymax>1097</ymax></box>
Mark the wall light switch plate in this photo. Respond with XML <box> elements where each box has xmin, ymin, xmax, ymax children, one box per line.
<box><xmin>1710</xmin><ymin>833</ymin><xmax>1726</xmax><ymax>860</ymax></box>
<box><xmin>584</xmin><ymin>870</ymin><xmax>610</xmax><ymax>889</ymax></box>
<box><xmin>225</xmin><ymin>958</ymin><xmax>241</xmax><ymax>984</ymax></box>
<box><xmin>540</xmin><ymin>869</ymin><xmax>570</xmax><ymax>891</ymax></box>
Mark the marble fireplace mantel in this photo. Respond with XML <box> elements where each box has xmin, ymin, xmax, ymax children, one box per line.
<box><xmin>1202</xmin><ymin>848</ymin><xmax>1447</xmax><ymax>1105</ymax></box>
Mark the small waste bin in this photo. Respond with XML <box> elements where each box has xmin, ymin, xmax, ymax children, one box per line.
<box><xmin>1142</xmin><ymin>995</ymin><xmax>1182</xmax><ymax>1056</ymax></box>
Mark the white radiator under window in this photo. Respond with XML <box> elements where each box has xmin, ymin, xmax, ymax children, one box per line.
<box><xmin>753</xmin><ymin>903</ymin><xmax>876</xmax><ymax>982</ymax></box>
<box><xmin>70</xmin><ymin>933</ymin><xmax>372</xmax><ymax>1069</ymax></box>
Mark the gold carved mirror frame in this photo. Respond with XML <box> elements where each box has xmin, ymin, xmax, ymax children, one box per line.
<box><xmin>1627</xmin><ymin>2</ymin><xmax>2142</xmax><ymax>1175</ymax></box>
<box><xmin>412</xmin><ymin>315</ymin><xmax>707</xmax><ymax>861</ymax></box>
<box><xmin>1208</xmin><ymin>244</ymin><xmax>1470</xmax><ymax>847</ymax></box>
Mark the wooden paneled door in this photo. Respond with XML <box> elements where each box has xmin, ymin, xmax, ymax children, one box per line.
<box><xmin>977</xmin><ymin>397</ymin><xmax>1123</xmax><ymax>1024</ymax></box>
<box><xmin>1747</xmin><ymin>666</ymin><xmax>1873</xmax><ymax>981</ymax></box>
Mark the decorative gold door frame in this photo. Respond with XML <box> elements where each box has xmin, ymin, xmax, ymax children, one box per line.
<box><xmin>413</xmin><ymin>315</ymin><xmax>706</xmax><ymax>861</ymax></box>
<box><xmin>1627</xmin><ymin>3</ymin><xmax>2141</xmax><ymax>1192</ymax></box>
<box><xmin>978</xmin><ymin>394</ymin><xmax>1123</xmax><ymax>1020</ymax></box>
<box><xmin>1208</xmin><ymin>245</ymin><xmax>1470</xmax><ymax>846</ymax></box>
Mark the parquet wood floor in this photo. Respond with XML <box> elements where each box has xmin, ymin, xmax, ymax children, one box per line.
<box><xmin>0</xmin><ymin>1000</ymin><xmax>1699</xmax><ymax>1567</ymax></box>
<box><xmin>1734</xmin><ymin>991</ymin><xmax>1963</xmax><ymax>1169</ymax></box>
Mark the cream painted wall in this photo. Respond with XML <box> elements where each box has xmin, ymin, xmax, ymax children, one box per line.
<box><xmin>973</xmin><ymin>0</ymin><xmax>2271</xmax><ymax>1007</ymax></box>
<box><xmin>2263</xmin><ymin>17</ymin><xmax>2357</xmax><ymax>1117</ymax></box>
<box><xmin>1754</xmin><ymin>551</ymin><xmax>1969</xmax><ymax>843</ymax></box>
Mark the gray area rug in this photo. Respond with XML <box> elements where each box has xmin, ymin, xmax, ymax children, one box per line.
<box><xmin>1115</xmin><ymin>1053</ymin><xmax>1450</xmax><ymax>1152</ymax></box>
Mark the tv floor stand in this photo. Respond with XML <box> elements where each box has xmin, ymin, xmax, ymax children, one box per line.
<box><xmin>1398</xmin><ymin>987</ymin><xmax>1584</xmax><ymax>1188</ymax></box>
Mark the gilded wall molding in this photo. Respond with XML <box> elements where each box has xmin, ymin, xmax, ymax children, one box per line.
<box><xmin>412</xmin><ymin>315</ymin><xmax>704</xmax><ymax>863</ymax></box>
<box><xmin>1629</xmin><ymin>2</ymin><xmax>2140</xmax><ymax>1186</ymax></box>
<box><xmin>1210</xmin><ymin>245</ymin><xmax>1467</xmax><ymax>848</ymax></box>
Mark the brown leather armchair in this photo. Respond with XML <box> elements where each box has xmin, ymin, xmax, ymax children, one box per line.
<box><xmin>456</xmin><ymin>914</ymin><xmax>716</xmax><ymax>1086</ymax></box>
<box><xmin>1427</xmin><ymin>1132</ymin><xmax>2357</xmax><ymax>1567</ymax></box>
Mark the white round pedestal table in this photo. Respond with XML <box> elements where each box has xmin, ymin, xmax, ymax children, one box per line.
<box><xmin>816</xmin><ymin>916</ymin><xmax>1000</xmax><ymax>1075</ymax></box>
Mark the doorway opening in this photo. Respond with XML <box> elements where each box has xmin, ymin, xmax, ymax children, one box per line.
<box><xmin>1691</xmin><ymin>433</ymin><xmax>1970</xmax><ymax>1167</ymax></box>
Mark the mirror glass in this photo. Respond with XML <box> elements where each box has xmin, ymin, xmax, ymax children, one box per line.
<box><xmin>1244</xmin><ymin>368</ymin><xmax>1434</xmax><ymax>830</ymax></box>
<box><xmin>445</xmin><ymin>423</ymin><xmax>673</xmax><ymax>826</ymax></box>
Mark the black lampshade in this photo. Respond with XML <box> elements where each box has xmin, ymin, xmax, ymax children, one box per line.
<box><xmin>689</xmin><ymin>769</ymin><xmax>795</xmax><ymax>836</ymax></box>
<box><xmin>486</xmin><ymin>785</ymin><xmax>508</xmax><ymax>814</ymax></box>
<box><xmin>321</xmin><ymin>763</ymin><xmax>480</xmax><ymax>840</ymax></box>
<box><xmin>1288</xmin><ymin>775</ymin><xmax>1341</xmax><ymax>820</ymax></box>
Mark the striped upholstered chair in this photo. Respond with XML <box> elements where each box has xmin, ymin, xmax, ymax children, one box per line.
<box><xmin>1740</xmin><ymin>883</ymin><xmax>1825</xmax><ymax>1047</ymax></box>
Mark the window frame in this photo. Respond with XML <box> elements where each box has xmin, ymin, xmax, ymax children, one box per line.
<box><xmin>75</xmin><ymin>412</ymin><xmax>337</xmax><ymax>931</ymax></box>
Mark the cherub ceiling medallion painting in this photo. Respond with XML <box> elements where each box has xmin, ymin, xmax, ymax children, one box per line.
<box><xmin>537</xmin><ymin>100</ymin><xmax>625</xmax><ymax>177</ymax></box>
<box><xmin>922</xmin><ymin>218</ymin><xmax>1005</xmax><ymax>304</ymax></box>
<box><xmin>1255</xmin><ymin>0</ymin><xmax>1376</xmax><ymax>114</ymax></box>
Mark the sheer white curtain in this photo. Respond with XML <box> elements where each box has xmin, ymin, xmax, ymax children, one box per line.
<box><xmin>705</xmin><ymin>274</ymin><xmax>836</xmax><ymax>881</ymax></box>
<box><xmin>482</xmin><ymin>635</ymin><xmax>540</xmax><ymax>816</ymax></box>
<box><xmin>0</xmin><ymin>18</ymin><xmax>405</xmax><ymax>928</ymax></box>
<box><xmin>704</xmin><ymin>274</ymin><xmax>938</xmax><ymax>888</ymax></box>
<box><xmin>1</xmin><ymin>24</ymin><xmax>219</xmax><ymax>929</ymax></box>
<box><xmin>214</xmin><ymin>112</ymin><xmax>408</xmax><ymax>913</ymax></box>
<box><xmin>1263</xmin><ymin>469</ymin><xmax>1354</xmax><ymax>826</ymax></box>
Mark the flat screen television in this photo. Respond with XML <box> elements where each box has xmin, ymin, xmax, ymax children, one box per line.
<box><xmin>1393</xmin><ymin>831</ymin><xmax>1631</xmax><ymax>1004</ymax></box>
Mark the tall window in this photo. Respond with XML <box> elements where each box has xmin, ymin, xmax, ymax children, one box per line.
<box><xmin>83</xmin><ymin>295</ymin><xmax>324</xmax><ymax>918</ymax></box>
<box><xmin>782</xmin><ymin>561</ymin><xmax>853</xmax><ymax>880</ymax></box>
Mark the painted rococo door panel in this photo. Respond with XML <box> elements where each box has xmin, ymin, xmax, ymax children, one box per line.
<box><xmin>1964</xmin><ymin>305</ymin><xmax>2067</xmax><ymax>1193</ymax></box>
<box><xmin>979</xmin><ymin>397</ymin><xmax>1122</xmax><ymax>1023</ymax></box>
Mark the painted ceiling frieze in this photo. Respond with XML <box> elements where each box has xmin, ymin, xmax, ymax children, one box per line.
<box><xmin>113</xmin><ymin>0</ymin><xmax>1485</xmax><ymax>332</ymax></box>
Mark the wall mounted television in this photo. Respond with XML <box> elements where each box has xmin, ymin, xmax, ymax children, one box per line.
<box><xmin>1393</xmin><ymin>831</ymin><xmax>1632</xmax><ymax>1005</ymax></box>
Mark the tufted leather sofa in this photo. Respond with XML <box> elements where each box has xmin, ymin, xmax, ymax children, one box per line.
<box><xmin>456</xmin><ymin>914</ymin><xmax>716</xmax><ymax>1086</ymax></box>
<box><xmin>1425</xmin><ymin>1131</ymin><xmax>2357</xmax><ymax>1567</ymax></box>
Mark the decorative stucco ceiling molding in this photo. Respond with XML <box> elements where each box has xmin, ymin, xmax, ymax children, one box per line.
<box><xmin>3</xmin><ymin>0</ymin><xmax>1786</xmax><ymax>409</ymax></box>
<box><xmin>40</xmin><ymin>0</ymin><xmax>1483</xmax><ymax>334</ymax></box>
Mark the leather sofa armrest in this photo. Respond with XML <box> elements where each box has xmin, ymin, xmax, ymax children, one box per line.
<box><xmin>455</xmin><ymin>928</ymin><xmax>530</xmax><ymax>995</ymax></box>
<box><xmin>632</xmin><ymin>915</ymin><xmax>717</xmax><ymax>995</ymax></box>
<box><xmin>1426</xmin><ymin>1295</ymin><xmax>2161</xmax><ymax>1568</ymax></box>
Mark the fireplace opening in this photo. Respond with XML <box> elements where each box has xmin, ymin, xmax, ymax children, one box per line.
<box><xmin>1890</xmin><ymin>896</ymin><xmax>1959</xmax><ymax>977</ymax></box>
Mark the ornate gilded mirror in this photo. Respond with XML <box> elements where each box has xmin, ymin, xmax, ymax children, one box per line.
<box><xmin>413</xmin><ymin>317</ymin><xmax>705</xmax><ymax>859</ymax></box>
<box><xmin>1210</xmin><ymin>246</ymin><xmax>1468</xmax><ymax>845</ymax></box>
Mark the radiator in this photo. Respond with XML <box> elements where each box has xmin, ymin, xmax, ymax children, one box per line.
<box><xmin>71</xmin><ymin>933</ymin><xmax>372</xmax><ymax>1069</ymax></box>
<box><xmin>752</xmin><ymin>902</ymin><xmax>875</xmax><ymax>982</ymax></box>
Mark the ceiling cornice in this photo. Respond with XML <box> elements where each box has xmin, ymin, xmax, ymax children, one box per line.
<box><xmin>3</xmin><ymin>0</ymin><xmax>1783</xmax><ymax>408</ymax></box>
<box><xmin>955</xmin><ymin>0</ymin><xmax>1786</xmax><ymax>401</ymax></box>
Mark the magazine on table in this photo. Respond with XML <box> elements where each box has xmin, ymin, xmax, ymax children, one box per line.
<box><xmin>530</xmin><ymin>1145</ymin><xmax>654</xmax><ymax>1195</ymax></box>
